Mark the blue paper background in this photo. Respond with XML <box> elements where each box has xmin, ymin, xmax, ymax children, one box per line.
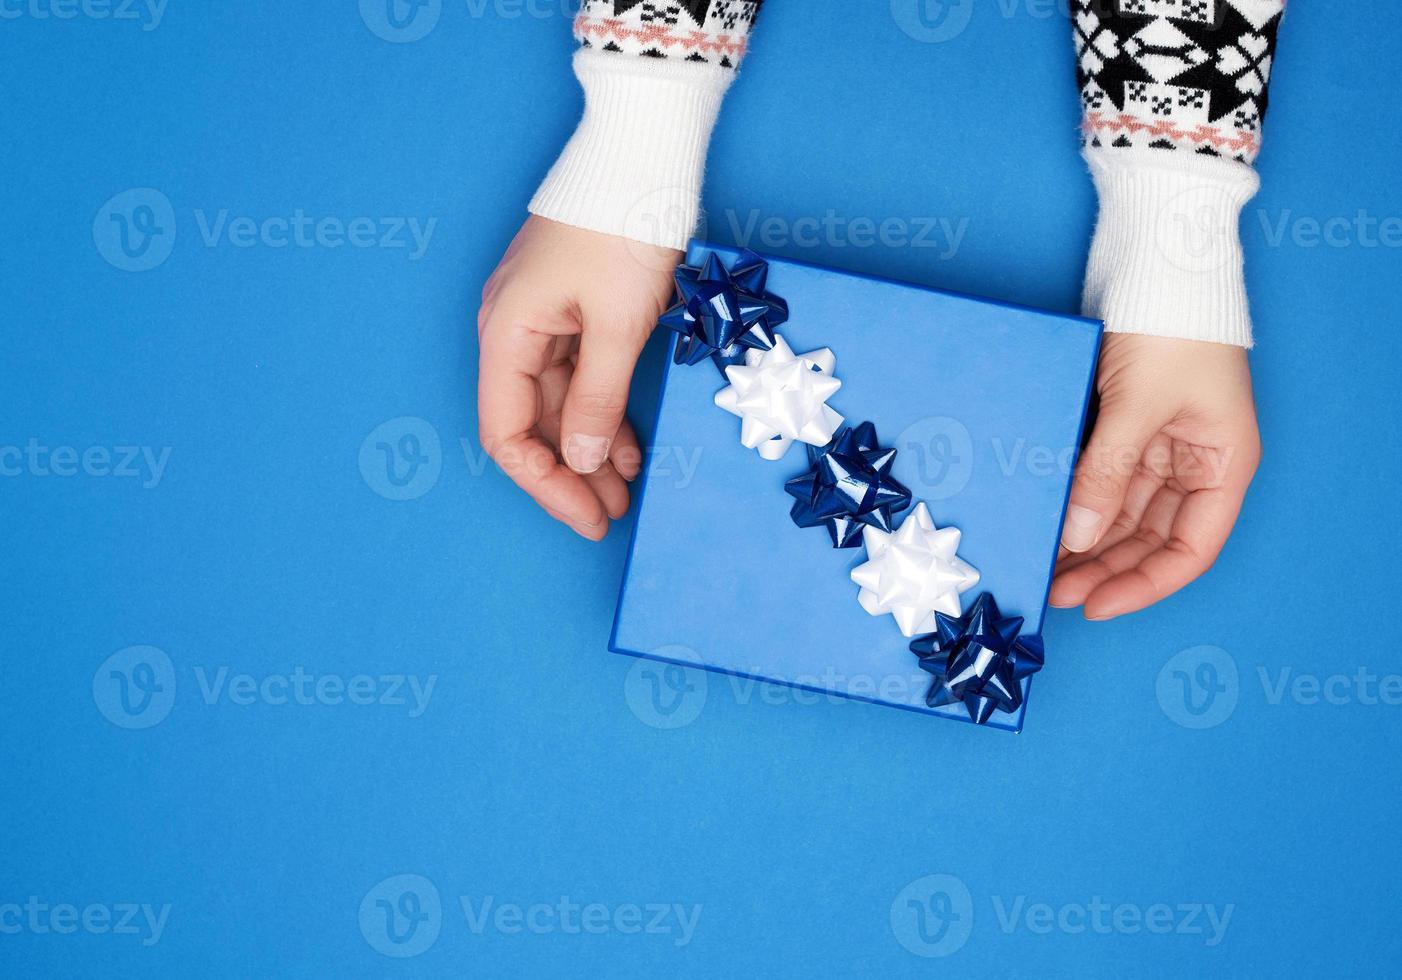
<box><xmin>2</xmin><ymin>1</ymin><xmax>1399</xmax><ymax>976</ymax></box>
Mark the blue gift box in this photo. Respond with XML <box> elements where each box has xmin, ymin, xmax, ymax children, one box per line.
<box><xmin>610</xmin><ymin>243</ymin><xmax>1102</xmax><ymax>732</ymax></box>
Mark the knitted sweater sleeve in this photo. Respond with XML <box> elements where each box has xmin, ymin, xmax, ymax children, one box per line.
<box><xmin>530</xmin><ymin>2</ymin><xmax>1288</xmax><ymax>346</ymax></box>
<box><xmin>529</xmin><ymin>1</ymin><xmax>765</xmax><ymax>250</ymax></box>
<box><xmin>1074</xmin><ymin>0</ymin><xmax>1288</xmax><ymax>347</ymax></box>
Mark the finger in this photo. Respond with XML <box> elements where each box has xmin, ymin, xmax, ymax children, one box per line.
<box><xmin>1054</xmin><ymin>465</ymin><xmax>1161</xmax><ymax>578</ymax></box>
<box><xmin>561</xmin><ymin>347</ymin><xmax>642</xmax><ymax>483</ymax></box>
<box><xmin>586</xmin><ymin>461</ymin><xmax>631</xmax><ymax>520</ymax></box>
<box><xmin>560</xmin><ymin>325</ymin><xmax>648</xmax><ymax>475</ymax></box>
<box><xmin>1054</xmin><ymin>432</ymin><xmax>1172</xmax><ymax>580</ymax></box>
<box><xmin>478</xmin><ymin>324</ymin><xmax>605</xmax><ymax>536</ymax></box>
<box><xmin>611</xmin><ymin>418</ymin><xmax>643</xmax><ymax>482</ymax></box>
<box><xmin>1082</xmin><ymin>428</ymin><xmax>1258</xmax><ymax>619</ymax></box>
<box><xmin>537</xmin><ymin>365</ymin><xmax>629</xmax><ymax>520</ymax></box>
<box><xmin>1050</xmin><ymin>484</ymin><xmax>1185</xmax><ymax>608</ymax></box>
<box><xmin>1081</xmin><ymin>484</ymin><xmax>1247</xmax><ymax>620</ymax></box>
<box><xmin>1054</xmin><ymin>484</ymin><xmax>1156</xmax><ymax>586</ymax></box>
<box><xmin>1061</xmin><ymin>406</ymin><xmax>1160</xmax><ymax>554</ymax></box>
<box><xmin>539</xmin><ymin>359</ymin><xmax>629</xmax><ymax>524</ymax></box>
<box><xmin>1095</xmin><ymin>431</ymin><xmax>1174</xmax><ymax>547</ymax></box>
<box><xmin>538</xmin><ymin>356</ymin><xmax>619</xmax><ymax>527</ymax></box>
<box><xmin>536</xmin><ymin>353</ymin><xmax>576</xmax><ymax>437</ymax></box>
<box><xmin>492</xmin><ymin>433</ymin><xmax>607</xmax><ymax>541</ymax></box>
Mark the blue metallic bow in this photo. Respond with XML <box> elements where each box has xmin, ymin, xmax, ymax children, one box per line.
<box><xmin>909</xmin><ymin>593</ymin><xmax>1045</xmax><ymax>725</ymax></box>
<box><xmin>785</xmin><ymin>422</ymin><xmax>912</xmax><ymax>548</ymax></box>
<box><xmin>658</xmin><ymin>250</ymin><xmax>789</xmax><ymax>372</ymax></box>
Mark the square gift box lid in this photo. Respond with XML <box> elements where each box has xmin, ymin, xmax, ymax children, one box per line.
<box><xmin>610</xmin><ymin>243</ymin><xmax>1102</xmax><ymax>732</ymax></box>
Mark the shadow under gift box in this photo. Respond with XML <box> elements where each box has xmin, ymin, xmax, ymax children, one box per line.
<box><xmin>611</xmin><ymin>243</ymin><xmax>1103</xmax><ymax>733</ymax></box>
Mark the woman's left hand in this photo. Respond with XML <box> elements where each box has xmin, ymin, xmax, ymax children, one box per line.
<box><xmin>1050</xmin><ymin>333</ymin><xmax>1262</xmax><ymax>620</ymax></box>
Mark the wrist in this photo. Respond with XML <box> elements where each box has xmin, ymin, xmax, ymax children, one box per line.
<box><xmin>1082</xmin><ymin>148</ymin><xmax>1260</xmax><ymax>349</ymax></box>
<box><xmin>529</xmin><ymin>49</ymin><xmax>734</xmax><ymax>250</ymax></box>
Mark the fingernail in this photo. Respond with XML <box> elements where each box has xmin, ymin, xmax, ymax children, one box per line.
<box><xmin>1084</xmin><ymin>596</ymin><xmax>1131</xmax><ymax>621</ymax></box>
<box><xmin>545</xmin><ymin>505</ymin><xmax>602</xmax><ymax>531</ymax></box>
<box><xmin>1061</xmin><ymin>505</ymin><xmax>1102</xmax><ymax>553</ymax></box>
<box><xmin>565</xmin><ymin>434</ymin><xmax>610</xmax><ymax>474</ymax></box>
<box><xmin>1046</xmin><ymin>582</ymin><xmax>1078</xmax><ymax>609</ymax></box>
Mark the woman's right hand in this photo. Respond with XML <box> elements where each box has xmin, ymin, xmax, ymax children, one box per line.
<box><xmin>476</xmin><ymin>216</ymin><xmax>682</xmax><ymax>540</ymax></box>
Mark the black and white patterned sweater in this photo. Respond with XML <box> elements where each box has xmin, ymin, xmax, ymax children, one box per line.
<box><xmin>530</xmin><ymin>0</ymin><xmax>1288</xmax><ymax>346</ymax></box>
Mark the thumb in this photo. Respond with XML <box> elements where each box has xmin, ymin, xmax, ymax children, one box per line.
<box><xmin>561</xmin><ymin>326</ymin><xmax>646</xmax><ymax>474</ymax></box>
<box><xmin>1062</xmin><ymin>406</ymin><xmax>1158</xmax><ymax>553</ymax></box>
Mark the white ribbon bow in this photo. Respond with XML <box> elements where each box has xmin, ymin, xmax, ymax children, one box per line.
<box><xmin>851</xmin><ymin>502</ymin><xmax>981</xmax><ymax>637</ymax></box>
<box><xmin>714</xmin><ymin>336</ymin><xmax>844</xmax><ymax>461</ymax></box>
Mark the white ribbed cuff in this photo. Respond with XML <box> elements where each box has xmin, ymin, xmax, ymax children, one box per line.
<box><xmin>529</xmin><ymin>50</ymin><xmax>734</xmax><ymax>250</ymax></box>
<box><xmin>1082</xmin><ymin>148</ymin><xmax>1261</xmax><ymax>348</ymax></box>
